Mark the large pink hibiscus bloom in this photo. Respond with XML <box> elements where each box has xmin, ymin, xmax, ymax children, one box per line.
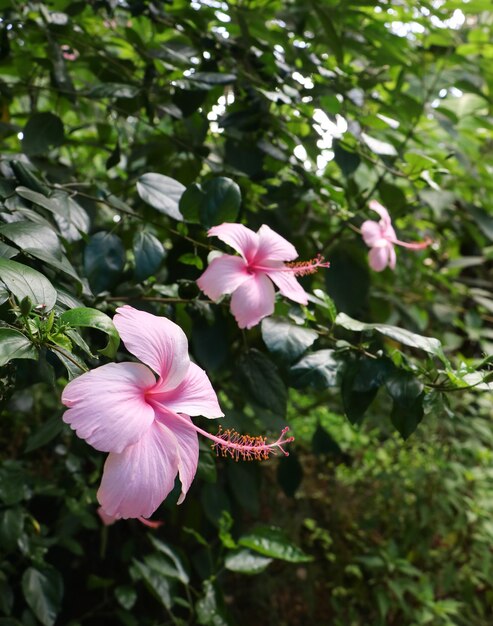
<box><xmin>62</xmin><ymin>305</ymin><xmax>223</xmax><ymax>520</ymax></box>
<box><xmin>197</xmin><ymin>223</ymin><xmax>329</xmax><ymax>328</ymax></box>
<box><xmin>361</xmin><ymin>200</ymin><xmax>432</xmax><ymax>272</ymax></box>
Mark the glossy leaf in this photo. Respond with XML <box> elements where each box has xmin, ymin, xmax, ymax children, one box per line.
<box><xmin>137</xmin><ymin>173</ymin><xmax>185</xmax><ymax>221</ymax></box>
<box><xmin>336</xmin><ymin>312</ymin><xmax>445</xmax><ymax>358</ymax></box>
<box><xmin>83</xmin><ymin>232</ymin><xmax>125</xmax><ymax>294</ymax></box>
<box><xmin>238</xmin><ymin>349</ymin><xmax>287</xmax><ymax>417</ymax></box>
<box><xmin>0</xmin><ymin>258</ymin><xmax>57</xmax><ymax>311</ymax></box>
<box><xmin>0</xmin><ymin>329</ymin><xmax>38</xmax><ymax>367</ymax></box>
<box><xmin>238</xmin><ymin>526</ymin><xmax>313</xmax><ymax>563</ymax></box>
<box><xmin>22</xmin><ymin>113</ymin><xmax>64</xmax><ymax>155</ymax></box>
<box><xmin>261</xmin><ymin>316</ymin><xmax>317</xmax><ymax>363</ymax></box>
<box><xmin>224</xmin><ymin>550</ymin><xmax>272</xmax><ymax>575</ymax></box>
<box><xmin>133</xmin><ymin>231</ymin><xmax>166</xmax><ymax>281</ymax></box>
<box><xmin>59</xmin><ymin>307</ymin><xmax>120</xmax><ymax>357</ymax></box>
<box><xmin>21</xmin><ymin>567</ymin><xmax>63</xmax><ymax>626</ymax></box>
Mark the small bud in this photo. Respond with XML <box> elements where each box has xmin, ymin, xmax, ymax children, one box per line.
<box><xmin>19</xmin><ymin>296</ymin><xmax>32</xmax><ymax>317</ymax></box>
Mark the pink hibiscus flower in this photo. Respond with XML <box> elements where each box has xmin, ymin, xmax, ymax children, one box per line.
<box><xmin>197</xmin><ymin>223</ymin><xmax>329</xmax><ymax>329</ymax></box>
<box><xmin>62</xmin><ymin>305</ymin><xmax>293</xmax><ymax>520</ymax></box>
<box><xmin>361</xmin><ymin>200</ymin><xmax>432</xmax><ymax>272</ymax></box>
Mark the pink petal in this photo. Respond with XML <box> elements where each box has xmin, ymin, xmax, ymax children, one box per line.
<box><xmin>264</xmin><ymin>268</ymin><xmax>308</xmax><ymax>305</ymax></box>
<box><xmin>369</xmin><ymin>200</ymin><xmax>392</xmax><ymax>228</ymax></box>
<box><xmin>388</xmin><ymin>245</ymin><xmax>396</xmax><ymax>269</ymax></box>
<box><xmin>368</xmin><ymin>244</ymin><xmax>394</xmax><ymax>272</ymax></box>
<box><xmin>254</xmin><ymin>224</ymin><xmax>298</xmax><ymax>263</ymax></box>
<box><xmin>196</xmin><ymin>254</ymin><xmax>250</xmax><ymax>301</ymax></box>
<box><xmin>97</xmin><ymin>420</ymin><xmax>179</xmax><ymax>519</ymax></box>
<box><xmin>97</xmin><ymin>506</ymin><xmax>117</xmax><ymax>526</ymax></box>
<box><xmin>361</xmin><ymin>220</ymin><xmax>383</xmax><ymax>248</ymax></box>
<box><xmin>149</xmin><ymin>362</ymin><xmax>224</xmax><ymax>418</ymax></box>
<box><xmin>157</xmin><ymin>411</ymin><xmax>199</xmax><ymax>504</ymax></box>
<box><xmin>230</xmin><ymin>272</ymin><xmax>275</xmax><ymax>329</ymax></box>
<box><xmin>207</xmin><ymin>223</ymin><xmax>259</xmax><ymax>263</ymax></box>
<box><xmin>62</xmin><ymin>362</ymin><xmax>155</xmax><ymax>453</ymax></box>
<box><xmin>114</xmin><ymin>306</ymin><xmax>190</xmax><ymax>390</ymax></box>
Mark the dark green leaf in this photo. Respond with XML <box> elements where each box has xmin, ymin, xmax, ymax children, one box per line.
<box><xmin>386</xmin><ymin>371</ymin><xmax>425</xmax><ymax>438</ymax></box>
<box><xmin>342</xmin><ymin>357</ymin><xmax>393</xmax><ymax>425</ymax></box>
<box><xmin>0</xmin><ymin>258</ymin><xmax>57</xmax><ymax>311</ymax></box>
<box><xmin>24</xmin><ymin>415</ymin><xmax>63</xmax><ymax>453</ymax></box>
<box><xmin>238</xmin><ymin>349</ymin><xmax>287</xmax><ymax>417</ymax></box>
<box><xmin>59</xmin><ymin>307</ymin><xmax>120</xmax><ymax>357</ymax></box>
<box><xmin>133</xmin><ymin>231</ymin><xmax>166</xmax><ymax>281</ymax></box>
<box><xmin>261</xmin><ymin>317</ymin><xmax>317</xmax><ymax>363</ymax></box>
<box><xmin>179</xmin><ymin>183</ymin><xmax>206</xmax><ymax>224</ymax></box>
<box><xmin>238</xmin><ymin>526</ymin><xmax>313</xmax><ymax>562</ymax></box>
<box><xmin>22</xmin><ymin>113</ymin><xmax>64</xmax><ymax>156</ymax></box>
<box><xmin>136</xmin><ymin>173</ymin><xmax>185</xmax><ymax>221</ymax></box>
<box><xmin>277</xmin><ymin>452</ymin><xmax>303</xmax><ymax>497</ymax></box>
<box><xmin>290</xmin><ymin>349</ymin><xmax>340</xmax><ymax>390</ymax></box>
<box><xmin>148</xmin><ymin>537</ymin><xmax>189</xmax><ymax>585</ymax></box>
<box><xmin>200</xmin><ymin>177</ymin><xmax>241</xmax><ymax>228</ymax></box>
<box><xmin>21</xmin><ymin>567</ymin><xmax>63</xmax><ymax>626</ymax></box>
<box><xmin>88</xmin><ymin>83</ymin><xmax>140</xmax><ymax>99</ymax></box>
<box><xmin>131</xmin><ymin>560</ymin><xmax>171</xmax><ymax>609</ymax></box>
<box><xmin>83</xmin><ymin>232</ymin><xmax>125</xmax><ymax>294</ymax></box>
<box><xmin>0</xmin><ymin>329</ymin><xmax>38</xmax><ymax>367</ymax></box>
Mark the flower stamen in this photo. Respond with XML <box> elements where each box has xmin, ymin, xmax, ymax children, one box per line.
<box><xmin>211</xmin><ymin>426</ymin><xmax>294</xmax><ymax>461</ymax></box>
<box><xmin>285</xmin><ymin>253</ymin><xmax>330</xmax><ymax>276</ymax></box>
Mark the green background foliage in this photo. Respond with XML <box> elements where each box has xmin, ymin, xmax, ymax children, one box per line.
<box><xmin>1</xmin><ymin>0</ymin><xmax>493</xmax><ymax>624</ymax></box>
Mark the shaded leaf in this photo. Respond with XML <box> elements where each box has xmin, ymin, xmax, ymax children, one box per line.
<box><xmin>137</xmin><ymin>173</ymin><xmax>185</xmax><ymax>221</ymax></box>
<box><xmin>0</xmin><ymin>328</ymin><xmax>38</xmax><ymax>367</ymax></box>
<box><xmin>261</xmin><ymin>317</ymin><xmax>317</xmax><ymax>363</ymax></box>
<box><xmin>21</xmin><ymin>567</ymin><xmax>63</xmax><ymax>626</ymax></box>
<box><xmin>0</xmin><ymin>258</ymin><xmax>57</xmax><ymax>311</ymax></box>
<box><xmin>238</xmin><ymin>526</ymin><xmax>313</xmax><ymax>562</ymax></box>
<box><xmin>133</xmin><ymin>231</ymin><xmax>165</xmax><ymax>281</ymax></box>
<box><xmin>238</xmin><ymin>349</ymin><xmax>287</xmax><ymax>417</ymax></box>
<box><xmin>83</xmin><ymin>232</ymin><xmax>125</xmax><ymax>294</ymax></box>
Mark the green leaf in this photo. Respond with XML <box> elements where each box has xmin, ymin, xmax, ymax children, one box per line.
<box><xmin>238</xmin><ymin>526</ymin><xmax>313</xmax><ymax>562</ymax></box>
<box><xmin>136</xmin><ymin>173</ymin><xmax>185</xmax><ymax>221</ymax></box>
<box><xmin>114</xmin><ymin>586</ymin><xmax>137</xmax><ymax>611</ymax></box>
<box><xmin>0</xmin><ymin>509</ymin><xmax>24</xmax><ymax>551</ymax></box>
<box><xmin>22</xmin><ymin>113</ymin><xmax>65</xmax><ymax>156</ymax></box>
<box><xmin>238</xmin><ymin>349</ymin><xmax>287</xmax><ymax>417</ymax></box>
<box><xmin>224</xmin><ymin>549</ymin><xmax>273</xmax><ymax>575</ymax></box>
<box><xmin>188</xmin><ymin>72</ymin><xmax>237</xmax><ymax>85</ymax></box>
<box><xmin>196</xmin><ymin>580</ymin><xmax>229</xmax><ymax>626</ymax></box>
<box><xmin>133</xmin><ymin>231</ymin><xmax>166</xmax><ymax>281</ymax></box>
<box><xmin>0</xmin><ymin>328</ymin><xmax>38</xmax><ymax>367</ymax></box>
<box><xmin>341</xmin><ymin>357</ymin><xmax>393</xmax><ymax>425</ymax></box>
<box><xmin>83</xmin><ymin>232</ymin><xmax>125</xmax><ymax>294</ymax></box>
<box><xmin>59</xmin><ymin>307</ymin><xmax>120</xmax><ymax>358</ymax></box>
<box><xmin>0</xmin><ymin>242</ymin><xmax>19</xmax><ymax>259</ymax></box>
<box><xmin>131</xmin><ymin>560</ymin><xmax>172</xmax><ymax>609</ymax></box>
<box><xmin>24</xmin><ymin>415</ymin><xmax>63</xmax><ymax>453</ymax></box>
<box><xmin>178</xmin><ymin>252</ymin><xmax>203</xmax><ymax>269</ymax></box>
<box><xmin>0</xmin><ymin>221</ymin><xmax>79</xmax><ymax>281</ymax></box>
<box><xmin>0</xmin><ymin>257</ymin><xmax>57</xmax><ymax>311</ymax></box>
<box><xmin>466</xmin><ymin>204</ymin><xmax>493</xmax><ymax>241</ymax></box>
<box><xmin>147</xmin><ymin>537</ymin><xmax>189</xmax><ymax>585</ymax></box>
<box><xmin>261</xmin><ymin>317</ymin><xmax>317</xmax><ymax>363</ymax></box>
<box><xmin>87</xmin><ymin>83</ymin><xmax>140</xmax><ymax>99</ymax></box>
<box><xmin>200</xmin><ymin>177</ymin><xmax>241</xmax><ymax>228</ymax></box>
<box><xmin>386</xmin><ymin>371</ymin><xmax>424</xmax><ymax>438</ymax></box>
<box><xmin>179</xmin><ymin>183</ymin><xmax>206</xmax><ymax>224</ymax></box>
<box><xmin>21</xmin><ymin>567</ymin><xmax>63</xmax><ymax>626</ymax></box>
<box><xmin>290</xmin><ymin>349</ymin><xmax>341</xmax><ymax>390</ymax></box>
<box><xmin>335</xmin><ymin>312</ymin><xmax>445</xmax><ymax>358</ymax></box>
